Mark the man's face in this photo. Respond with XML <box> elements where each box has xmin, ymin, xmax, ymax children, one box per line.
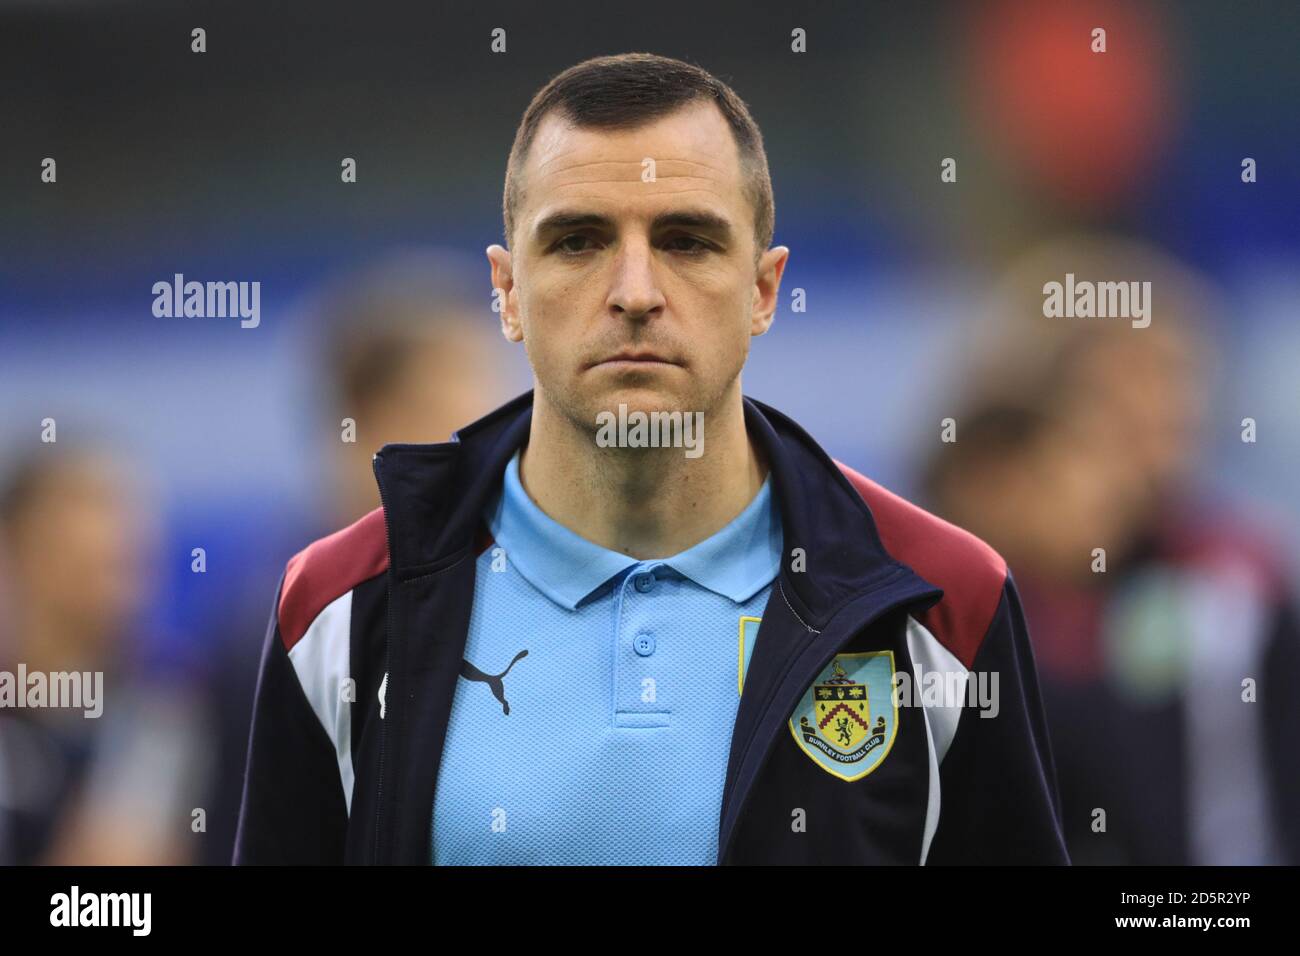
<box><xmin>6</xmin><ymin>458</ymin><xmax>157</xmax><ymax>656</ymax></box>
<box><xmin>488</xmin><ymin>100</ymin><xmax>788</xmax><ymax>434</ymax></box>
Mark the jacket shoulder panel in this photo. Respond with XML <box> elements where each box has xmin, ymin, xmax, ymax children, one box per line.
<box><xmin>834</xmin><ymin>460</ymin><xmax>1006</xmax><ymax>669</ymax></box>
<box><xmin>279</xmin><ymin>507</ymin><xmax>389</xmax><ymax>652</ymax></box>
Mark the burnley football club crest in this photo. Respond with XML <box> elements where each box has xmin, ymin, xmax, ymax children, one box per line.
<box><xmin>789</xmin><ymin>651</ymin><xmax>897</xmax><ymax>781</ymax></box>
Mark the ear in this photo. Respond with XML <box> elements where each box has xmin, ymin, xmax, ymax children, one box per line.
<box><xmin>751</xmin><ymin>245</ymin><xmax>789</xmax><ymax>336</ymax></box>
<box><xmin>486</xmin><ymin>245</ymin><xmax>522</xmax><ymax>343</ymax></box>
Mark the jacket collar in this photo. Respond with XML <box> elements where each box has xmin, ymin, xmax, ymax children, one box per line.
<box><xmin>373</xmin><ymin>388</ymin><xmax>936</xmax><ymax>626</ymax></box>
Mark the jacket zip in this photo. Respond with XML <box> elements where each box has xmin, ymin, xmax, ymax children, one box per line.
<box><xmin>777</xmin><ymin>577</ymin><xmax>821</xmax><ymax>634</ymax></box>
<box><xmin>370</xmin><ymin>452</ymin><xmax>394</xmax><ymax>865</ymax></box>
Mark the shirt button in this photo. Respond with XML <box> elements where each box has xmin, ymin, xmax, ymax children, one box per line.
<box><xmin>634</xmin><ymin>571</ymin><xmax>657</xmax><ymax>593</ymax></box>
<box><xmin>634</xmin><ymin>632</ymin><xmax>656</xmax><ymax>656</ymax></box>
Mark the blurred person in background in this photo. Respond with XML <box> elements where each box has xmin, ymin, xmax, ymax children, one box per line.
<box><xmin>201</xmin><ymin>249</ymin><xmax>512</xmax><ymax>863</ymax></box>
<box><xmin>316</xmin><ymin>250</ymin><xmax>515</xmax><ymax>526</ymax></box>
<box><xmin>0</xmin><ymin>446</ymin><xmax>210</xmax><ymax>864</ymax></box>
<box><xmin>922</xmin><ymin>236</ymin><xmax>1300</xmax><ymax>865</ymax></box>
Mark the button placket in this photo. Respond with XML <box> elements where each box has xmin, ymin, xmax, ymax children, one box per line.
<box><xmin>612</xmin><ymin>563</ymin><xmax>670</xmax><ymax>727</ymax></box>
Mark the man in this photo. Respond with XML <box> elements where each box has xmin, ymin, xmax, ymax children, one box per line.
<box><xmin>234</xmin><ymin>53</ymin><xmax>1067</xmax><ymax>865</ymax></box>
<box><xmin>924</xmin><ymin>237</ymin><xmax>1300</xmax><ymax>865</ymax></box>
<box><xmin>200</xmin><ymin>250</ymin><xmax>511</xmax><ymax>863</ymax></box>
<box><xmin>313</xmin><ymin>249</ymin><xmax>516</xmax><ymax>526</ymax></box>
<box><xmin>0</xmin><ymin>447</ymin><xmax>209</xmax><ymax>864</ymax></box>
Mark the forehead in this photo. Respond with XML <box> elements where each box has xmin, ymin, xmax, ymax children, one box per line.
<box><xmin>519</xmin><ymin>100</ymin><xmax>749</xmax><ymax>230</ymax></box>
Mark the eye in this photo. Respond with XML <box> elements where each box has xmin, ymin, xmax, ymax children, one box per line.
<box><xmin>554</xmin><ymin>234</ymin><xmax>597</xmax><ymax>256</ymax></box>
<box><xmin>663</xmin><ymin>234</ymin><xmax>711</xmax><ymax>255</ymax></box>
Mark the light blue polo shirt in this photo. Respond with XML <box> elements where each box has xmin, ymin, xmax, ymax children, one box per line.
<box><xmin>431</xmin><ymin>447</ymin><xmax>783</xmax><ymax>864</ymax></box>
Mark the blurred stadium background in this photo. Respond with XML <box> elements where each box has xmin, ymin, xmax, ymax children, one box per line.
<box><xmin>1</xmin><ymin>0</ymin><xmax>1297</xmax><ymax>864</ymax></box>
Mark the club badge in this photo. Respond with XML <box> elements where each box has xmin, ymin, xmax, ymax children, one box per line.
<box><xmin>789</xmin><ymin>651</ymin><xmax>897</xmax><ymax>781</ymax></box>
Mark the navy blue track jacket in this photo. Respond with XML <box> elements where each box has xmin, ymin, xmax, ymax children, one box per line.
<box><xmin>233</xmin><ymin>390</ymin><xmax>1070</xmax><ymax>864</ymax></box>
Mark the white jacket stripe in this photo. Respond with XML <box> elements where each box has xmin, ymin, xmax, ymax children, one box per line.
<box><xmin>287</xmin><ymin>590</ymin><xmax>355</xmax><ymax>815</ymax></box>
<box><xmin>905</xmin><ymin>615</ymin><xmax>969</xmax><ymax>864</ymax></box>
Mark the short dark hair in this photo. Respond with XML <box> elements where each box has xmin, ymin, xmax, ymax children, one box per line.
<box><xmin>503</xmin><ymin>53</ymin><xmax>775</xmax><ymax>258</ymax></box>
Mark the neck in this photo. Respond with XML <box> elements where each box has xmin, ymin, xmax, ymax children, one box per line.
<box><xmin>518</xmin><ymin>382</ymin><xmax>768</xmax><ymax>560</ymax></box>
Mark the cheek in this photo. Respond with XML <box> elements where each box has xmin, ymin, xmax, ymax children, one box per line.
<box><xmin>515</xmin><ymin>294</ymin><xmax>573</xmax><ymax>381</ymax></box>
<box><xmin>517</xmin><ymin>267</ymin><xmax>585</xmax><ymax>337</ymax></box>
<box><xmin>700</xmin><ymin>295</ymin><xmax>753</xmax><ymax>360</ymax></box>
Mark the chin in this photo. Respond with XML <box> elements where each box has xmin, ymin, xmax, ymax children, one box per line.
<box><xmin>589</xmin><ymin>383</ymin><xmax>694</xmax><ymax>417</ymax></box>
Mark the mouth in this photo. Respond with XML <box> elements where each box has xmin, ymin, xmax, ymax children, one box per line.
<box><xmin>588</xmin><ymin>352</ymin><xmax>679</xmax><ymax>369</ymax></box>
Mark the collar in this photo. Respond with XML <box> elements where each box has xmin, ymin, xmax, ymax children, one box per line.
<box><xmin>486</xmin><ymin>448</ymin><xmax>782</xmax><ymax>610</ymax></box>
<box><xmin>373</xmin><ymin>388</ymin><xmax>936</xmax><ymax>630</ymax></box>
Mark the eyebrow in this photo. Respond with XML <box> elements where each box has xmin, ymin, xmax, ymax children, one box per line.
<box><xmin>532</xmin><ymin>208</ymin><xmax>736</xmax><ymax>244</ymax></box>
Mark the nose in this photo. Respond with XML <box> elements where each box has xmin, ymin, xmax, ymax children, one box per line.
<box><xmin>605</xmin><ymin>236</ymin><xmax>666</xmax><ymax>321</ymax></box>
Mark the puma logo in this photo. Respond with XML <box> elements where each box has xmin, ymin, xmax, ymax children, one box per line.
<box><xmin>460</xmin><ymin>649</ymin><xmax>528</xmax><ymax>715</ymax></box>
